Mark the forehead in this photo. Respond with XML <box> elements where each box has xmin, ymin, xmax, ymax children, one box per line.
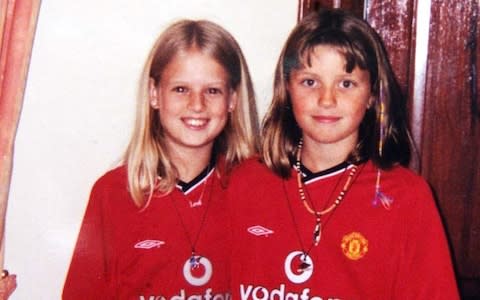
<box><xmin>291</xmin><ymin>45</ymin><xmax>371</xmax><ymax>83</ymax></box>
<box><xmin>299</xmin><ymin>44</ymin><xmax>345</xmax><ymax>68</ymax></box>
<box><xmin>170</xmin><ymin>48</ymin><xmax>216</xmax><ymax>64</ymax></box>
<box><xmin>161</xmin><ymin>49</ymin><xmax>228</xmax><ymax>81</ymax></box>
<box><xmin>298</xmin><ymin>44</ymin><xmax>373</xmax><ymax>80</ymax></box>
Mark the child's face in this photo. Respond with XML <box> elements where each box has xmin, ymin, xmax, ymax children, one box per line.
<box><xmin>149</xmin><ymin>49</ymin><xmax>236</xmax><ymax>155</ymax></box>
<box><xmin>287</xmin><ymin>45</ymin><xmax>372</xmax><ymax>155</ymax></box>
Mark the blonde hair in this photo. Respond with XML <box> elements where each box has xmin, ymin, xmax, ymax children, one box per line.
<box><xmin>124</xmin><ymin>19</ymin><xmax>259</xmax><ymax>207</ymax></box>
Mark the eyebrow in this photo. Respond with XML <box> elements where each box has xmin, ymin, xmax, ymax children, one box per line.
<box><xmin>163</xmin><ymin>79</ymin><xmax>228</xmax><ymax>85</ymax></box>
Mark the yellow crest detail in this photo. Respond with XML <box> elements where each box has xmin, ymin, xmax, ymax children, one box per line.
<box><xmin>341</xmin><ymin>232</ymin><xmax>368</xmax><ymax>260</ymax></box>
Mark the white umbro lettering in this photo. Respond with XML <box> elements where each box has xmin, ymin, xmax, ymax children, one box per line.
<box><xmin>247</xmin><ymin>225</ymin><xmax>274</xmax><ymax>236</ymax></box>
<box><xmin>134</xmin><ymin>240</ymin><xmax>165</xmax><ymax>249</ymax></box>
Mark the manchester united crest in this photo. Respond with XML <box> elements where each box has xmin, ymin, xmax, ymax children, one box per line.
<box><xmin>341</xmin><ymin>232</ymin><xmax>368</xmax><ymax>260</ymax></box>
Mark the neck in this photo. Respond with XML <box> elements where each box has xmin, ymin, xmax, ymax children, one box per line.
<box><xmin>300</xmin><ymin>140</ymin><xmax>353</xmax><ymax>173</ymax></box>
<box><xmin>168</xmin><ymin>146</ymin><xmax>212</xmax><ymax>183</ymax></box>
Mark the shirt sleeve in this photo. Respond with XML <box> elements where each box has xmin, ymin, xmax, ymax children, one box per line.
<box><xmin>393</xmin><ymin>178</ymin><xmax>460</xmax><ymax>300</ymax></box>
<box><xmin>62</xmin><ymin>180</ymin><xmax>114</xmax><ymax>299</ymax></box>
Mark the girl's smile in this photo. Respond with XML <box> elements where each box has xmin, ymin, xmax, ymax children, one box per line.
<box><xmin>182</xmin><ymin>117</ymin><xmax>209</xmax><ymax>129</ymax></box>
<box><xmin>149</xmin><ymin>49</ymin><xmax>236</xmax><ymax>154</ymax></box>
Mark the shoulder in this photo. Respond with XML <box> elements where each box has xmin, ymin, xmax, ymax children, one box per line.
<box><xmin>386</xmin><ymin>164</ymin><xmax>430</xmax><ymax>192</ymax></box>
<box><xmin>230</xmin><ymin>156</ymin><xmax>275</xmax><ymax>180</ymax></box>
<box><xmin>90</xmin><ymin>165</ymin><xmax>128</xmax><ymax>195</ymax></box>
<box><xmin>362</xmin><ymin>161</ymin><xmax>428</xmax><ymax>188</ymax></box>
<box><xmin>228</xmin><ymin>156</ymin><xmax>287</xmax><ymax>195</ymax></box>
<box><xmin>85</xmin><ymin>165</ymin><xmax>140</xmax><ymax>213</ymax></box>
<box><xmin>367</xmin><ymin>162</ymin><xmax>435</xmax><ymax>209</ymax></box>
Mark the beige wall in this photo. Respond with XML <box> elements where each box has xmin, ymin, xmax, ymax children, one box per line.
<box><xmin>5</xmin><ymin>0</ymin><xmax>296</xmax><ymax>298</ymax></box>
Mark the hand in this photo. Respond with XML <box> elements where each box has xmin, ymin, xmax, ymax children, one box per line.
<box><xmin>0</xmin><ymin>270</ymin><xmax>16</xmax><ymax>300</ymax></box>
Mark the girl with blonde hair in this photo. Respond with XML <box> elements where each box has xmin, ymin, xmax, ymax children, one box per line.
<box><xmin>63</xmin><ymin>19</ymin><xmax>258</xmax><ymax>298</ymax></box>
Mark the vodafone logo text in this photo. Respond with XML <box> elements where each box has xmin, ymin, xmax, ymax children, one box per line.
<box><xmin>240</xmin><ymin>284</ymin><xmax>341</xmax><ymax>300</ymax></box>
<box><xmin>140</xmin><ymin>289</ymin><xmax>230</xmax><ymax>300</ymax></box>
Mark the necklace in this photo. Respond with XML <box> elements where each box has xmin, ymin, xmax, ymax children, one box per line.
<box><xmin>184</xmin><ymin>167</ymin><xmax>212</xmax><ymax>208</ymax></box>
<box><xmin>169</xmin><ymin>168</ymin><xmax>214</xmax><ymax>286</ymax></box>
<box><xmin>296</xmin><ymin>139</ymin><xmax>358</xmax><ymax>246</ymax></box>
<box><xmin>285</xmin><ymin>139</ymin><xmax>359</xmax><ymax>274</ymax></box>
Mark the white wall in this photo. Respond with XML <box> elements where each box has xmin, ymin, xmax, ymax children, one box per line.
<box><xmin>5</xmin><ymin>1</ymin><xmax>296</xmax><ymax>299</ymax></box>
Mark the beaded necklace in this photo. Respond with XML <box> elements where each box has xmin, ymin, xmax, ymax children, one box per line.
<box><xmin>295</xmin><ymin>139</ymin><xmax>358</xmax><ymax>247</ymax></box>
<box><xmin>284</xmin><ymin>139</ymin><xmax>359</xmax><ymax>274</ymax></box>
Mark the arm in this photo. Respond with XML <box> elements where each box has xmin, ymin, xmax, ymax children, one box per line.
<box><xmin>62</xmin><ymin>180</ymin><xmax>114</xmax><ymax>299</ymax></box>
<box><xmin>394</xmin><ymin>178</ymin><xmax>459</xmax><ymax>299</ymax></box>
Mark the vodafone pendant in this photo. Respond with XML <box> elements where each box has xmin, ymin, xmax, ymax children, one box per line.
<box><xmin>182</xmin><ymin>255</ymin><xmax>213</xmax><ymax>286</ymax></box>
<box><xmin>298</xmin><ymin>260</ymin><xmax>312</xmax><ymax>273</ymax></box>
<box><xmin>284</xmin><ymin>251</ymin><xmax>313</xmax><ymax>284</ymax></box>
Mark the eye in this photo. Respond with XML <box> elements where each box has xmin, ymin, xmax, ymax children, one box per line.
<box><xmin>207</xmin><ymin>87</ymin><xmax>222</xmax><ymax>95</ymax></box>
<box><xmin>339</xmin><ymin>80</ymin><xmax>355</xmax><ymax>88</ymax></box>
<box><xmin>173</xmin><ymin>86</ymin><xmax>187</xmax><ymax>93</ymax></box>
<box><xmin>301</xmin><ymin>79</ymin><xmax>316</xmax><ymax>87</ymax></box>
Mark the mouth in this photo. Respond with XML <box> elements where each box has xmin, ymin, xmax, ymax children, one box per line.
<box><xmin>313</xmin><ymin>115</ymin><xmax>341</xmax><ymax>123</ymax></box>
<box><xmin>182</xmin><ymin>117</ymin><xmax>209</xmax><ymax>129</ymax></box>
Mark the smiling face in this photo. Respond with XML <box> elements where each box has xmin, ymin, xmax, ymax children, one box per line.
<box><xmin>288</xmin><ymin>45</ymin><xmax>372</xmax><ymax>161</ymax></box>
<box><xmin>149</xmin><ymin>48</ymin><xmax>236</xmax><ymax>156</ymax></box>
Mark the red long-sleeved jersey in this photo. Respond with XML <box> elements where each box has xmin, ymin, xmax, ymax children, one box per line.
<box><xmin>63</xmin><ymin>166</ymin><xmax>231</xmax><ymax>299</ymax></box>
<box><xmin>228</xmin><ymin>158</ymin><xmax>459</xmax><ymax>300</ymax></box>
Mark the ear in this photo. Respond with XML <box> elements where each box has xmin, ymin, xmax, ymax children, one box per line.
<box><xmin>228</xmin><ymin>90</ymin><xmax>238</xmax><ymax>112</ymax></box>
<box><xmin>367</xmin><ymin>95</ymin><xmax>375</xmax><ymax>109</ymax></box>
<box><xmin>149</xmin><ymin>78</ymin><xmax>159</xmax><ymax>109</ymax></box>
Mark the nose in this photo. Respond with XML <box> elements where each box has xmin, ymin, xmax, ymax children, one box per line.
<box><xmin>187</xmin><ymin>91</ymin><xmax>206</xmax><ymax>112</ymax></box>
<box><xmin>317</xmin><ymin>86</ymin><xmax>336</xmax><ymax>107</ymax></box>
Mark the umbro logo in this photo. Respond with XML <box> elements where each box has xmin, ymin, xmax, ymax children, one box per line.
<box><xmin>134</xmin><ymin>240</ymin><xmax>165</xmax><ymax>249</ymax></box>
<box><xmin>247</xmin><ymin>225</ymin><xmax>274</xmax><ymax>237</ymax></box>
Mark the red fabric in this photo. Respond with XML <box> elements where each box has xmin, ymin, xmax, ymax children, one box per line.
<box><xmin>228</xmin><ymin>158</ymin><xmax>459</xmax><ymax>299</ymax></box>
<box><xmin>63</xmin><ymin>166</ymin><xmax>231</xmax><ymax>299</ymax></box>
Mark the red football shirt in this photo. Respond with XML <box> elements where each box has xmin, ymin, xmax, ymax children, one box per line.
<box><xmin>228</xmin><ymin>159</ymin><xmax>459</xmax><ymax>300</ymax></box>
<box><xmin>63</xmin><ymin>166</ymin><xmax>231</xmax><ymax>299</ymax></box>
